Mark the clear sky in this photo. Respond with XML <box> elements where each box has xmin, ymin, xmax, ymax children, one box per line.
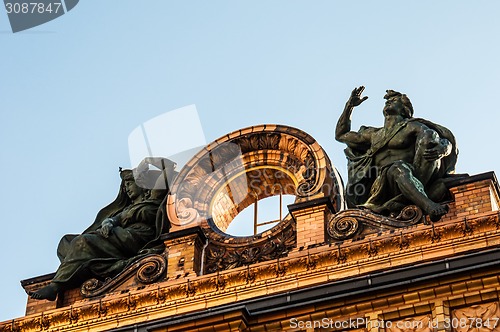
<box><xmin>1</xmin><ymin>0</ymin><xmax>500</xmax><ymax>322</ymax></box>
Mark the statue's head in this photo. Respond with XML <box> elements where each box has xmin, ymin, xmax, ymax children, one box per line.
<box><xmin>120</xmin><ymin>169</ymin><xmax>148</xmax><ymax>201</ymax></box>
<box><xmin>383</xmin><ymin>90</ymin><xmax>414</xmax><ymax>118</ymax></box>
<box><xmin>118</xmin><ymin>158</ymin><xmax>176</xmax><ymax>202</ymax></box>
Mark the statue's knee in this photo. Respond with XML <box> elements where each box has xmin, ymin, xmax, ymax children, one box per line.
<box><xmin>388</xmin><ymin>161</ymin><xmax>410</xmax><ymax>180</ymax></box>
<box><xmin>72</xmin><ymin>234</ymin><xmax>93</xmax><ymax>248</ymax></box>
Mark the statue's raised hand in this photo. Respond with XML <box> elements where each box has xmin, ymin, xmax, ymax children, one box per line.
<box><xmin>348</xmin><ymin>86</ymin><xmax>369</xmax><ymax>107</ymax></box>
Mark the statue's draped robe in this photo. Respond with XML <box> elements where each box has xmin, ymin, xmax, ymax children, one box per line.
<box><xmin>344</xmin><ymin>118</ymin><xmax>458</xmax><ymax>213</ymax></box>
<box><xmin>53</xmin><ymin>178</ymin><xmax>170</xmax><ymax>285</ymax></box>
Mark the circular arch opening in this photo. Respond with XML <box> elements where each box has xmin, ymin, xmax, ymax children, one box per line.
<box><xmin>209</xmin><ymin>166</ymin><xmax>297</xmax><ymax>236</ymax></box>
<box><xmin>225</xmin><ymin>194</ymin><xmax>296</xmax><ymax>236</ymax></box>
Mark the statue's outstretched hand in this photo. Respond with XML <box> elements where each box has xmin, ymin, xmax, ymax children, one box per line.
<box><xmin>348</xmin><ymin>86</ymin><xmax>369</xmax><ymax>107</ymax></box>
<box><xmin>99</xmin><ymin>218</ymin><xmax>114</xmax><ymax>238</ymax></box>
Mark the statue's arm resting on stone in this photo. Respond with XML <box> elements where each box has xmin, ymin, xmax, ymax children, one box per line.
<box><xmin>335</xmin><ymin>86</ymin><xmax>371</xmax><ymax>148</ymax></box>
<box><xmin>412</xmin><ymin>123</ymin><xmax>452</xmax><ymax>162</ymax></box>
<box><xmin>423</xmin><ymin>137</ymin><xmax>452</xmax><ymax>161</ymax></box>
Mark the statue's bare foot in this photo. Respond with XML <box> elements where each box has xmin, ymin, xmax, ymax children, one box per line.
<box><xmin>428</xmin><ymin>203</ymin><xmax>449</xmax><ymax>222</ymax></box>
<box><xmin>28</xmin><ymin>283</ymin><xmax>59</xmax><ymax>301</ymax></box>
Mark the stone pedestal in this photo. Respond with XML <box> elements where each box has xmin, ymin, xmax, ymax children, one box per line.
<box><xmin>162</xmin><ymin>227</ymin><xmax>207</xmax><ymax>279</ymax></box>
<box><xmin>289</xmin><ymin>197</ymin><xmax>335</xmax><ymax>248</ymax></box>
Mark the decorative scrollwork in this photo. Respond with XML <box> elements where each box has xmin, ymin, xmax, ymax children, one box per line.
<box><xmin>296</xmin><ymin>152</ymin><xmax>318</xmax><ymax>197</ymax></box>
<box><xmin>395</xmin><ymin>205</ymin><xmax>424</xmax><ymax>222</ymax></box>
<box><xmin>136</xmin><ymin>255</ymin><xmax>167</xmax><ymax>284</ymax></box>
<box><xmin>80</xmin><ymin>254</ymin><xmax>167</xmax><ymax>298</ymax></box>
<box><xmin>176</xmin><ymin>197</ymin><xmax>200</xmax><ymax>226</ymax></box>
<box><xmin>296</xmin><ymin>181</ymin><xmax>314</xmax><ymax>197</ymax></box>
<box><xmin>327</xmin><ymin>205</ymin><xmax>424</xmax><ymax>241</ymax></box>
<box><xmin>80</xmin><ymin>278</ymin><xmax>103</xmax><ymax>297</ymax></box>
<box><xmin>327</xmin><ymin>216</ymin><xmax>361</xmax><ymax>240</ymax></box>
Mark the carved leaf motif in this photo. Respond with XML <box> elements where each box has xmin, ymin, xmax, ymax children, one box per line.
<box><xmin>452</xmin><ymin>302</ymin><xmax>500</xmax><ymax>332</ymax></box>
<box><xmin>363</xmin><ymin>242</ymin><xmax>379</xmax><ymax>257</ymax></box>
<box><xmin>211</xmin><ymin>143</ymin><xmax>241</xmax><ymax>168</ymax></box>
<box><xmin>0</xmin><ymin>325</ymin><xmax>19</xmax><ymax>332</ymax></box>
<box><xmin>76</xmin><ymin>305</ymin><xmax>100</xmax><ymax>320</ymax></box>
<box><xmin>204</xmin><ymin>221</ymin><xmax>296</xmax><ymax>274</ymax></box>
<box><xmin>168</xmin><ymin>285</ymin><xmax>186</xmax><ymax>300</ymax></box>
<box><xmin>294</xmin><ymin>142</ymin><xmax>309</xmax><ymax>162</ymax></box>
<box><xmin>185</xmin><ymin>165</ymin><xmax>208</xmax><ymax>184</ymax></box>
<box><xmin>19</xmin><ymin>319</ymin><xmax>40</xmax><ymax>331</ymax></box>
<box><xmin>259</xmin><ymin>134</ymin><xmax>281</xmax><ymax>150</ymax></box>
<box><xmin>179</xmin><ymin>163</ymin><xmax>212</xmax><ymax>199</ymax></box>
<box><xmin>266</xmin><ymin>227</ymin><xmax>295</xmax><ymax>258</ymax></box>
<box><xmin>107</xmin><ymin>297</ymin><xmax>133</xmax><ymax>314</ymax></box>
<box><xmin>205</xmin><ymin>247</ymin><xmax>227</xmax><ymax>274</ymax></box>
<box><xmin>238</xmin><ymin>135</ymin><xmax>260</xmax><ymax>153</ymax></box>
<box><xmin>46</xmin><ymin>311</ymin><xmax>69</xmax><ymax>327</ymax></box>
<box><xmin>287</xmin><ymin>138</ymin><xmax>298</xmax><ymax>153</ymax></box>
<box><xmin>192</xmin><ymin>279</ymin><xmax>207</xmax><ymax>293</ymax></box>
<box><xmin>391</xmin><ymin>233</ymin><xmax>410</xmax><ymax>250</ymax></box>
<box><xmin>133</xmin><ymin>292</ymin><xmax>157</xmax><ymax>307</ymax></box>
<box><xmin>285</xmin><ymin>157</ymin><xmax>301</xmax><ymax>174</ymax></box>
<box><xmin>232</xmin><ymin>247</ymin><xmax>262</xmax><ymax>266</ymax></box>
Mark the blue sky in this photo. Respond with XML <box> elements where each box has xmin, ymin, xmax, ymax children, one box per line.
<box><xmin>1</xmin><ymin>1</ymin><xmax>500</xmax><ymax>322</ymax></box>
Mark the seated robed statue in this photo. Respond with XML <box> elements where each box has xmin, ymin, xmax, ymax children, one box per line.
<box><xmin>336</xmin><ymin>87</ymin><xmax>461</xmax><ymax>221</ymax></box>
<box><xmin>29</xmin><ymin>157</ymin><xmax>176</xmax><ymax>301</ymax></box>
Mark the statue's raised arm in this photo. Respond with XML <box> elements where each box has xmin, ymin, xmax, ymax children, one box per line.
<box><xmin>335</xmin><ymin>86</ymin><xmax>371</xmax><ymax>149</ymax></box>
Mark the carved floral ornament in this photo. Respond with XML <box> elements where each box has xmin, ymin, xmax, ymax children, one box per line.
<box><xmin>166</xmin><ymin>124</ymin><xmax>342</xmax><ymax>232</ymax></box>
<box><xmin>452</xmin><ymin>302</ymin><xmax>500</xmax><ymax>332</ymax></box>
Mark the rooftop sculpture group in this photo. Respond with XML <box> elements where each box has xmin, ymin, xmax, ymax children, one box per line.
<box><xmin>28</xmin><ymin>86</ymin><xmax>462</xmax><ymax>301</ymax></box>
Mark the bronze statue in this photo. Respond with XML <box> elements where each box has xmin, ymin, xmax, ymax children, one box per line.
<box><xmin>336</xmin><ymin>86</ymin><xmax>459</xmax><ymax>221</ymax></box>
<box><xmin>29</xmin><ymin>157</ymin><xmax>176</xmax><ymax>301</ymax></box>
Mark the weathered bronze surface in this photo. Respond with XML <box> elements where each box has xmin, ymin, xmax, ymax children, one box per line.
<box><xmin>28</xmin><ymin>158</ymin><xmax>175</xmax><ymax>301</ymax></box>
<box><xmin>336</xmin><ymin>86</ymin><xmax>460</xmax><ymax>221</ymax></box>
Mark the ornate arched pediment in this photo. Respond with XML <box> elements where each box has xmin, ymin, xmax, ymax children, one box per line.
<box><xmin>166</xmin><ymin>124</ymin><xmax>343</xmax><ymax>272</ymax></box>
<box><xmin>167</xmin><ymin>124</ymin><xmax>342</xmax><ymax>229</ymax></box>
